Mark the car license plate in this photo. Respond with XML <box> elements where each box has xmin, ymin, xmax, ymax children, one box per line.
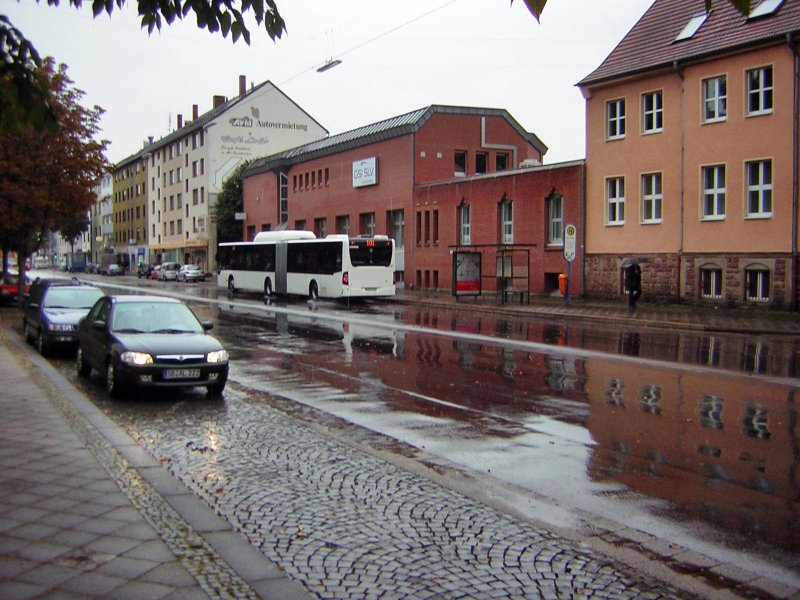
<box><xmin>164</xmin><ymin>368</ymin><xmax>200</xmax><ymax>380</ymax></box>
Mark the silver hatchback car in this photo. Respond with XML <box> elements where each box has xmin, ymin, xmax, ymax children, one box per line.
<box><xmin>158</xmin><ymin>262</ymin><xmax>182</xmax><ymax>281</ymax></box>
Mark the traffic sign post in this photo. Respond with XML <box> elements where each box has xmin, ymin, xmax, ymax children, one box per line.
<box><xmin>563</xmin><ymin>224</ymin><xmax>577</xmax><ymax>306</ymax></box>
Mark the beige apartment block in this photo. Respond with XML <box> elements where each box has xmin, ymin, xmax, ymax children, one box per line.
<box><xmin>143</xmin><ymin>76</ymin><xmax>327</xmax><ymax>272</ymax></box>
<box><xmin>579</xmin><ymin>0</ymin><xmax>800</xmax><ymax>309</ymax></box>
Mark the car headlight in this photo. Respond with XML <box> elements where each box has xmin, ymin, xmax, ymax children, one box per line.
<box><xmin>48</xmin><ymin>323</ymin><xmax>73</xmax><ymax>332</ymax></box>
<box><xmin>206</xmin><ymin>349</ymin><xmax>229</xmax><ymax>363</ymax></box>
<box><xmin>120</xmin><ymin>351</ymin><xmax>154</xmax><ymax>366</ymax></box>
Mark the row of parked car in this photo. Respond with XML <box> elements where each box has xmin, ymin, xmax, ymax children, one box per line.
<box><xmin>20</xmin><ymin>277</ymin><xmax>229</xmax><ymax>398</ymax></box>
<box><xmin>137</xmin><ymin>262</ymin><xmax>207</xmax><ymax>283</ymax></box>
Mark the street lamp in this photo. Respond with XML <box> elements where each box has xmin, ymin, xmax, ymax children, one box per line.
<box><xmin>316</xmin><ymin>59</ymin><xmax>342</xmax><ymax>73</ymax></box>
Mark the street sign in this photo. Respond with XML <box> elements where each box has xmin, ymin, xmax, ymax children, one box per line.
<box><xmin>235</xmin><ymin>212</ymin><xmax>247</xmax><ymax>221</ymax></box>
<box><xmin>563</xmin><ymin>224</ymin><xmax>577</xmax><ymax>262</ymax></box>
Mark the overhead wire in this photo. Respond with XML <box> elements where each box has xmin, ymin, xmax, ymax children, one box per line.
<box><xmin>278</xmin><ymin>0</ymin><xmax>461</xmax><ymax>86</ymax></box>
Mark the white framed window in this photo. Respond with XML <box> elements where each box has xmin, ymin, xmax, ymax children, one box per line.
<box><xmin>500</xmin><ymin>198</ymin><xmax>513</xmax><ymax>244</ymax></box>
<box><xmin>459</xmin><ymin>204</ymin><xmax>471</xmax><ymax>245</ymax></box>
<box><xmin>746</xmin><ymin>66</ymin><xmax>773</xmax><ymax>116</ymax></box>
<box><xmin>391</xmin><ymin>210</ymin><xmax>404</xmax><ymax>248</ymax></box>
<box><xmin>745</xmin><ymin>268</ymin><xmax>770</xmax><ymax>302</ymax></box>
<box><xmin>606</xmin><ymin>177</ymin><xmax>625</xmax><ymax>225</ymax></box>
<box><xmin>279</xmin><ymin>173</ymin><xmax>289</xmax><ymax>224</ymax></box>
<box><xmin>745</xmin><ymin>159</ymin><xmax>772</xmax><ymax>218</ymax></box>
<box><xmin>360</xmin><ymin>212</ymin><xmax>376</xmax><ymax>236</ymax></box>
<box><xmin>701</xmin><ymin>165</ymin><xmax>726</xmax><ymax>219</ymax></box>
<box><xmin>703</xmin><ymin>76</ymin><xmax>727</xmax><ymax>123</ymax></box>
<box><xmin>700</xmin><ymin>267</ymin><xmax>723</xmax><ymax>299</ymax></box>
<box><xmin>606</xmin><ymin>98</ymin><xmax>626</xmax><ymax>140</ymax></box>
<box><xmin>642</xmin><ymin>91</ymin><xmax>663</xmax><ymax>133</ymax></box>
<box><xmin>641</xmin><ymin>173</ymin><xmax>663</xmax><ymax>224</ymax></box>
<box><xmin>547</xmin><ymin>193</ymin><xmax>563</xmax><ymax>245</ymax></box>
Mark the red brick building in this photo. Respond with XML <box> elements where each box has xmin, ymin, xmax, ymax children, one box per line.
<box><xmin>242</xmin><ymin>105</ymin><xmax>585</xmax><ymax>295</ymax></box>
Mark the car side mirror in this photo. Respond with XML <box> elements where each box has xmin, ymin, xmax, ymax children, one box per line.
<box><xmin>201</xmin><ymin>321</ymin><xmax>214</xmax><ymax>331</ymax></box>
<box><xmin>92</xmin><ymin>320</ymin><xmax>106</xmax><ymax>331</ymax></box>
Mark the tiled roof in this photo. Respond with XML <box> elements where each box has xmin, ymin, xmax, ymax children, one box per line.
<box><xmin>579</xmin><ymin>0</ymin><xmax>800</xmax><ymax>88</ymax></box>
<box><xmin>243</xmin><ymin>105</ymin><xmax>548</xmax><ymax>178</ymax></box>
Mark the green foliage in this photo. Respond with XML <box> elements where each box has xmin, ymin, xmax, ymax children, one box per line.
<box><xmin>58</xmin><ymin>211</ymin><xmax>91</xmax><ymax>249</ymax></box>
<box><xmin>213</xmin><ymin>160</ymin><xmax>250</xmax><ymax>244</ymax></box>
<box><xmin>0</xmin><ymin>17</ymin><xmax>58</xmax><ymax>133</ymax></box>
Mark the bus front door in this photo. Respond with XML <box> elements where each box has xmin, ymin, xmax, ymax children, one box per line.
<box><xmin>276</xmin><ymin>242</ymin><xmax>289</xmax><ymax>295</ymax></box>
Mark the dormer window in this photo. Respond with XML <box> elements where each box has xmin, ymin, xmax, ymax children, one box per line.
<box><xmin>675</xmin><ymin>12</ymin><xmax>708</xmax><ymax>42</ymax></box>
<box><xmin>749</xmin><ymin>0</ymin><xmax>784</xmax><ymax>19</ymax></box>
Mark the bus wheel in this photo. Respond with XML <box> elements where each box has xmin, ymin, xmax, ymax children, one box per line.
<box><xmin>227</xmin><ymin>276</ymin><xmax>235</xmax><ymax>292</ymax></box>
<box><xmin>264</xmin><ymin>278</ymin><xmax>273</xmax><ymax>297</ymax></box>
<box><xmin>309</xmin><ymin>281</ymin><xmax>319</xmax><ymax>301</ymax></box>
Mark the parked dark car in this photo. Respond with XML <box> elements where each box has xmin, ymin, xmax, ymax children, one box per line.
<box><xmin>137</xmin><ymin>263</ymin><xmax>154</xmax><ymax>278</ymax></box>
<box><xmin>76</xmin><ymin>295</ymin><xmax>229</xmax><ymax>397</ymax></box>
<box><xmin>23</xmin><ymin>278</ymin><xmax>105</xmax><ymax>355</ymax></box>
<box><xmin>106</xmin><ymin>264</ymin><xmax>122</xmax><ymax>276</ymax></box>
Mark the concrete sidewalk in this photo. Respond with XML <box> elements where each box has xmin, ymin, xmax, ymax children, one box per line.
<box><xmin>392</xmin><ymin>287</ymin><xmax>800</xmax><ymax>336</ymax></box>
<box><xmin>0</xmin><ymin>320</ymin><xmax>313</xmax><ymax>600</ymax></box>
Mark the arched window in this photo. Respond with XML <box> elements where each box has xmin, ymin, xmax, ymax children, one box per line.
<box><xmin>545</xmin><ymin>189</ymin><xmax>563</xmax><ymax>246</ymax></box>
<box><xmin>699</xmin><ymin>263</ymin><xmax>723</xmax><ymax>300</ymax></box>
<box><xmin>499</xmin><ymin>195</ymin><xmax>513</xmax><ymax>244</ymax></box>
<box><xmin>457</xmin><ymin>200</ymin><xmax>470</xmax><ymax>245</ymax></box>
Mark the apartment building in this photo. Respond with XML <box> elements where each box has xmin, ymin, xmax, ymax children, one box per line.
<box><xmin>144</xmin><ymin>76</ymin><xmax>327</xmax><ymax>271</ymax></box>
<box><xmin>242</xmin><ymin>105</ymin><xmax>567</xmax><ymax>292</ymax></box>
<box><xmin>112</xmin><ymin>152</ymin><xmax>148</xmax><ymax>270</ymax></box>
<box><xmin>90</xmin><ymin>173</ymin><xmax>114</xmax><ymax>264</ymax></box>
<box><xmin>579</xmin><ymin>0</ymin><xmax>800</xmax><ymax>309</ymax></box>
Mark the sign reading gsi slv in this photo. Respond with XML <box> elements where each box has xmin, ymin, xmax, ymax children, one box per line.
<box><xmin>352</xmin><ymin>157</ymin><xmax>377</xmax><ymax>188</ymax></box>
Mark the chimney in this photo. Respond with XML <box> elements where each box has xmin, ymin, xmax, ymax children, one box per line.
<box><xmin>239</xmin><ymin>75</ymin><xmax>247</xmax><ymax>97</ymax></box>
<box><xmin>192</xmin><ymin>104</ymin><xmax>199</xmax><ymax>120</ymax></box>
<box><xmin>177</xmin><ymin>114</ymin><xmax>183</xmax><ymax>129</ymax></box>
<box><xmin>213</xmin><ymin>95</ymin><xmax>226</xmax><ymax>108</ymax></box>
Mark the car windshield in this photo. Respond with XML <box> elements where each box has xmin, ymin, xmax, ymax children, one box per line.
<box><xmin>112</xmin><ymin>301</ymin><xmax>204</xmax><ymax>334</ymax></box>
<box><xmin>43</xmin><ymin>288</ymin><xmax>104</xmax><ymax>309</ymax></box>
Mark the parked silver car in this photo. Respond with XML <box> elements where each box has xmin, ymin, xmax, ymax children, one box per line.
<box><xmin>176</xmin><ymin>264</ymin><xmax>206</xmax><ymax>283</ymax></box>
<box><xmin>158</xmin><ymin>262</ymin><xmax>182</xmax><ymax>281</ymax></box>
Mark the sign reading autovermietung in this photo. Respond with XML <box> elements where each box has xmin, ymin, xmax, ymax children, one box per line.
<box><xmin>353</xmin><ymin>157</ymin><xmax>377</xmax><ymax>188</ymax></box>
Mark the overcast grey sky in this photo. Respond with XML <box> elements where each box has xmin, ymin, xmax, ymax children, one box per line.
<box><xmin>5</xmin><ymin>0</ymin><xmax>653</xmax><ymax>165</ymax></box>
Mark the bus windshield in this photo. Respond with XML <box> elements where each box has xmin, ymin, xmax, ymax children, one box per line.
<box><xmin>349</xmin><ymin>239</ymin><xmax>393</xmax><ymax>267</ymax></box>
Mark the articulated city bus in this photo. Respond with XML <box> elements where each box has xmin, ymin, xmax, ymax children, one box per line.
<box><xmin>217</xmin><ymin>230</ymin><xmax>395</xmax><ymax>299</ymax></box>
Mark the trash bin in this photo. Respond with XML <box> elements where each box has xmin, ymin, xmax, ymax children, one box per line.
<box><xmin>558</xmin><ymin>273</ymin><xmax>568</xmax><ymax>296</ymax></box>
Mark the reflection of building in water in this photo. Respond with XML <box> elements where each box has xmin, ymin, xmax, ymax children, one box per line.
<box><xmin>585</xmin><ymin>359</ymin><xmax>800</xmax><ymax>551</ymax></box>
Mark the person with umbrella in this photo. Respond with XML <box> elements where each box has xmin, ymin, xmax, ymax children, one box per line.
<box><xmin>623</xmin><ymin>258</ymin><xmax>642</xmax><ymax>312</ymax></box>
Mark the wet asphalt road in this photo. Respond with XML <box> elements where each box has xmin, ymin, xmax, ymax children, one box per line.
<box><xmin>13</xmin><ymin>271</ymin><xmax>800</xmax><ymax>598</ymax></box>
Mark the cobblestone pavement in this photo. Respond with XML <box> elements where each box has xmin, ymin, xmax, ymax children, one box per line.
<box><xmin>108</xmin><ymin>380</ymin><xmax>690</xmax><ymax>600</ymax></box>
<box><xmin>0</xmin><ymin>315</ymin><xmax>312</xmax><ymax>600</ymax></box>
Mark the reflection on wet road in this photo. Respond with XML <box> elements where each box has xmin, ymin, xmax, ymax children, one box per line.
<box><xmin>202</xmin><ymin>295</ymin><xmax>800</xmax><ymax>563</ymax></box>
<box><xmin>49</xmin><ymin>277</ymin><xmax>800</xmax><ymax>585</ymax></box>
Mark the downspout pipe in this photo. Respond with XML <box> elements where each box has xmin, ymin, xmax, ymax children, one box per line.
<box><xmin>674</xmin><ymin>60</ymin><xmax>685</xmax><ymax>303</ymax></box>
<box><xmin>788</xmin><ymin>33</ymin><xmax>799</xmax><ymax>311</ymax></box>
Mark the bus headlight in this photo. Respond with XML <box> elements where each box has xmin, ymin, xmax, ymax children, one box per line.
<box><xmin>207</xmin><ymin>349</ymin><xmax>229</xmax><ymax>364</ymax></box>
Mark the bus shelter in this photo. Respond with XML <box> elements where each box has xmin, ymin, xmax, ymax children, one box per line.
<box><xmin>450</xmin><ymin>244</ymin><xmax>535</xmax><ymax>305</ymax></box>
